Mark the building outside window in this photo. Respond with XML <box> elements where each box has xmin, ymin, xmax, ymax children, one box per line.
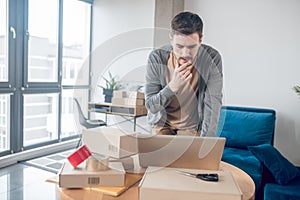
<box><xmin>0</xmin><ymin>0</ymin><xmax>9</xmax><ymax>153</ymax></box>
<box><xmin>61</xmin><ymin>0</ymin><xmax>91</xmax><ymax>138</ymax></box>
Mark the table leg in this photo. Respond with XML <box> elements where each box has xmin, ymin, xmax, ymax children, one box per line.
<box><xmin>133</xmin><ymin>117</ymin><xmax>136</xmax><ymax>131</ymax></box>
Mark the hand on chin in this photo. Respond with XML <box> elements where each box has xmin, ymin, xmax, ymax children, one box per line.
<box><xmin>178</xmin><ymin>58</ymin><xmax>188</xmax><ymax>66</ymax></box>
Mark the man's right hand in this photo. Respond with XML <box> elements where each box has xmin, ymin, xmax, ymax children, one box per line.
<box><xmin>168</xmin><ymin>61</ymin><xmax>193</xmax><ymax>93</ymax></box>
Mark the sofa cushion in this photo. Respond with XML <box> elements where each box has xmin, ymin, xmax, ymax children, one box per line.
<box><xmin>264</xmin><ymin>175</ymin><xmax>300</xmax><ymax>200</ymax></box>
<box><xmin>248</xmin><ymin>144</ymin><xmax>300</xmax><ymax>185</ymax></box>
<box><xmin>222</xmin><ymin>147</ymin><xmax>263</xmax><ymax>196</ymax></box>
<box><xmin>217</xmin><ymin>106</ymin><xmax>275</xmax><ymax>149</ymax></box>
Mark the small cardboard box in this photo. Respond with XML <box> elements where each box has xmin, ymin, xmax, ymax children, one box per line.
<box><xmin>139</xmin><ymin>166</ymin><xmax>242</xmax><ymax>200</ymax></box>
<box><xmin>110</xmin><ymin>105</ymin><xmax>147</xmax><ymax>116</ymax></box>
<box><xmin>126</xmin><ymin>91</ymin><xmax>144</xmax><ymax>99</ymax></box>
<box><xmin>113</xmin><ymin>91</ymin><xmax>145</xmax><ymax>99</ymax></box>
<box><xmin>59</xmin><ymin>161</ymin><xmax>125</xmax><ymax>188</ymax></box>
<box><xmin>112</xmin><ymin>97</ymin><xmax>144</xmax><ymax>106</ymax></box>
<box><xmin>82</xmin><ymin>127</ymin><xmax>138</xmax><ymax>158</ymax></box>
<box><xmin>113</xmin><ymin>91</ymin><xmax>127</xmax><ymax>98</ymax></box>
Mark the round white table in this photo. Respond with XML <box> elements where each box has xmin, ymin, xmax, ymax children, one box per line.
<box><xmin>56</xmin><ymin>161</ymin><xmax>255</xmax><ymax>200</ymax></box>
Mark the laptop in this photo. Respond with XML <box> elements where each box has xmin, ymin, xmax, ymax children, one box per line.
<box><xmin>137</xmin><ymin>135</ymin><xmax>226</xmax><ymax>170</ymax></box>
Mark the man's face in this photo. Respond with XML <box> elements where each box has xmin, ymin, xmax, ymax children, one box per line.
<box><xmin>170</xmin><ymin>32</ymin><xmax>202</xmax><ymax>66</ymax></box>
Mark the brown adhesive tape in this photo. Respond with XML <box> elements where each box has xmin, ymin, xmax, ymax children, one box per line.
<box><xmin>85</xmin><ymin>155</ymin><xmax>110</xmax><ymax>171</ymax></box>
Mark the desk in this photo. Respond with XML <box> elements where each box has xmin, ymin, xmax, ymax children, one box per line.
<box><xmin>56</xmin><ymin>161</ymin><xmax>255</xmax><ymax>200</ymax></box>
<box><xmin>88</xmin><ymin>102</ymin><xmax>147</xmax><ymax>131</ymax></box>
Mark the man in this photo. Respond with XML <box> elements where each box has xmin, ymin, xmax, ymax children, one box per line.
<box><xmin>145</xmin><ymin>11</ymin><xmax>223</xmax><ymax>137</ymax></box>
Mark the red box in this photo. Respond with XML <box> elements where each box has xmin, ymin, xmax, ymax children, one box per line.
<box><xmin>67</xmin><ymin>145</ymin><xmax>92</xmax><ymax>168</ymax></box>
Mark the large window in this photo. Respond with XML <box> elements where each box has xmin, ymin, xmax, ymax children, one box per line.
<box><xmin>62</xmin><ymin>0</ymin><xmax>91</xmax><ymax>86</ymax></box>
<box><xmin>27</xmin><ymin>0</ymin><xmax>59</xmax><ymax>82</ymax></box>
<box><xmin>22</xmin><ymin>0</ymin><xmax>61</xmax><ymax>147</ymax></box>
<box><xmin>0</xmin><ymin>0</ymin><xmax>9</xmax><ymax>154</ymax></box>
<box><xmin>0</xmin><ymin>0</ymin><xmax>8</xmax><ymax>82</ymax></box>
<box><xmin>60</xmin><ymin>0</ymin><xmax>92</xmax><ymax>138</ymax></box>
<box><xmin>0</xmin><ymin>94</ymin><xmax>10</xmax><ymax>152</ymax></box>
<box><xmin>23</xmin><ymin>94</ymin><xmax>59</xmax><ymax>146</ymax></box>
<box><xmin>0</xmin><ymin>0</ymin><xmax>92</xmax><ymax>157</ymax></box>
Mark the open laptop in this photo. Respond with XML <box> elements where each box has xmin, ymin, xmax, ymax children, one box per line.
<box><xmin>137</xmin><ymin>135</ymin><xmax>226</xmax><ymax>170</ymax></box>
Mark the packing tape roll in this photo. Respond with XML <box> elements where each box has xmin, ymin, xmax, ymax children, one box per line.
<box><xmin>85</xmin><ymin>155</ymin><xmax>110</xmax><ymax>171</ymax></box>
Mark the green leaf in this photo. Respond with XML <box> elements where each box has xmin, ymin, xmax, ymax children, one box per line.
<box><xmin>97</xmin><ymin>71</ymin><xmax>119</xmax><ymax>89</ymax></box>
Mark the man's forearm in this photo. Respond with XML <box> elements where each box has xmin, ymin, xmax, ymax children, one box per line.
<box><xmin>145</xmin><ymin>83</ymin><xmax>175</xmax><ymax>114</ymax></box>
<box><xmin>145</xmin><ymin>50</ymin><xmax>176</xmax><ymax>114</ymax></box>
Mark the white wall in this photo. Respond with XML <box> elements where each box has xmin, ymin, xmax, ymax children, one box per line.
<box><xmin>91</xmin><ymin>0</ymin><xmax>155</xmax><ymax>101</ymax></box>
<box><xmin>185</xmin><ymin>0</ymin><xmax>300</xmax><ymax>165</ymax></box>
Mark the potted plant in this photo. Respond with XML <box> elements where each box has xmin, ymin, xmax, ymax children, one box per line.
<box><xmin>293</xmin><ymin>85</ymin><xmax>300</xmax><ymax>97</ymax></box>
<box><xmin>98</xmin><ymin>71</ymin><xmax>119</xmax><ymax>103</ymax></box>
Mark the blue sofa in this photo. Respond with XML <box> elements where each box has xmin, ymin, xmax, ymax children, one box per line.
<box><xmin>216</xmin><ymin>106</ymin><xmax>300</xmax><ymax>200</ymax></box>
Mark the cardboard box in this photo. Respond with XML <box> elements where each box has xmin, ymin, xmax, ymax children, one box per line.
<box><xmin>126</xmin><ymin>91</ymin><xmax>144</xmax><ymax>99</ymax></box>
<box><xmin>109</xmin><ymin>156</ymin><xmax>134</xmax><ymax>171</ymax></box>
<box><xmin>82</xmin><ymin>127</ymin><xmax>138</xmax><ymax>158</ymax></box>
<box><xmin>113</xmin><ymin>91</ymin><xmax>127</xmax><ymax>98</ymax></box>
<box><xmin>112</xmin><ymin>97</ymin><xmax>144</xmax><ymax>106</ymax></box>
<box><xmin>139</xmin><ymin>166</ymin><xmax>242</xmax><ymax>200</ymax></box>
<box><xmin>59</xmin><ymin>161</ymin><xmax>125</xmax><ymax>188</ymax></box>
<box><xmin>113</xmin><ymin>91</ymin><xmax>145</xmax><ymax>99</ymax></box>
<box><xmin>110</xmin><ymin>105</ymin><xmax>147</xmax><ymax>116</ymax></box>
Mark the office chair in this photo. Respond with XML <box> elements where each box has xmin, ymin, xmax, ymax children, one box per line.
<box><xmin>73</xmin><ymin>98</ymin><xmax>106</xmax><ymax>147</ymax></box>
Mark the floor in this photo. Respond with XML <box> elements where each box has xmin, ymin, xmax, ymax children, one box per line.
<box><xmin>0</xmin><ymin>149</ymin><xmax>76</xmax><ymax>200</ymax></box>
<box><xmin>22</xmin><ymin>150</ymin><xmax>74</xmax><ymax>174</ymax></box>
<box><xmin>0</xmin><ymin>163</ymin><xmax>58</xmax><ymax>200</ymax></box>
<box><xmin>0</xmin><ymin>114</ymin><xmax>151</xmax><ymax>200</ymax></box>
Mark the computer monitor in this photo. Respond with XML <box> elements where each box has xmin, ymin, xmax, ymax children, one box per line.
<box><xmin>137</xmin><ymin>135</ymin><xmax>226</xmax><ymax>170</ymax></box>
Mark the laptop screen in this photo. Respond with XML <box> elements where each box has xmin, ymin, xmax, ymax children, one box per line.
<box><xmin>137</xmin><ymin>135</ymin><xmax>226</xmax><ymax>170</ymax></box>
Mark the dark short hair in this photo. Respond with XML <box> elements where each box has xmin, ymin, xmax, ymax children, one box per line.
<box><xmin>171</xmin><ymin>12</ymin><xmax>203</xmax><ymax>37</ymax></box>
